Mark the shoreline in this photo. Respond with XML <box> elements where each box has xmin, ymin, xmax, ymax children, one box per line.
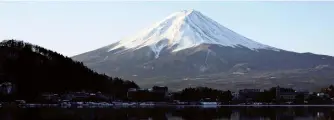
<box><xmin>11</xmin><ymin>103</ymin><xmax>334</xmax><ymax>108</ymax></box>
<box><xmin>3</xmin><ymin>101</ymin><xmax>334</xmax><ymax>108</ymax></box>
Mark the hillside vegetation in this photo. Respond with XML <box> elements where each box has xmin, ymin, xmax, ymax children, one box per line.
<box><xmin>0</xmin><ymin>40</ymin><xmax>138</xmax><ymax>101</ymax></box>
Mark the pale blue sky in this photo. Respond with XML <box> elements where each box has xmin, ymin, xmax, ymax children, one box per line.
<box><xmin>1</xmin><ymin>2</ymin><xmax>333</xmax><ymax>56</ymax></box>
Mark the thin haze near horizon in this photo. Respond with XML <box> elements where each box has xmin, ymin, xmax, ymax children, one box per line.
<box><xmin>1</xmin><ymin>2</ymin><xmax>334</xmax><ymax>57</ymax></box>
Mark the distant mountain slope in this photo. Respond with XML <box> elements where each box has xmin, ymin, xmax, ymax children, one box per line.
<box><xmin>0</xmin><ymin>40</ymin><xmax>138</xmax><ymax>101</ymax></box>
<box><xmin>73</xmin><ymin>10</ymin><xmax>334</xmax><ymax>91</ymax></box>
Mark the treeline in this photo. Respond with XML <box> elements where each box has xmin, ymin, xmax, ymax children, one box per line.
<box><xmin>0</xmin><ymin>40</ymin><xmax>138</xmax><ymax>101</ymax></box>
<box><xmin>171</xmin><ymin>86</ymin><xmax>334</xmax><ymax>104</ymax></box>
<box><xmin>172</xmin><ymin>87</ymin><xmax>232</xmax><ymax>103</ymax></box>
<box><xmin>247</xmin><ymin>86</ymin><xmax>333</xmax><ymax>104</ymax></box>
<box><xmin>321</xmin><ymin>85</ymin><xmax>334</xmax><ymax>98</ymax></box>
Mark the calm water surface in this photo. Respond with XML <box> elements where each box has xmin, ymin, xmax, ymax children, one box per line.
<box><xmin>0</xmin><ymin>106</ymin><xmax>333</xmax><ymax>120</ymax></box>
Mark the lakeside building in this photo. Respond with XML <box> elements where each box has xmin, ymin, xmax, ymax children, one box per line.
<box><xmin>275</xmin><ymin>86</ymin><xmax>310</xmax><ymax>101</ymax></box>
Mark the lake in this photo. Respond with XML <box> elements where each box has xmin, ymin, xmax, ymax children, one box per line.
<box><xmin>0</xmin><ymin>106</ymin><xmax>333</xmax><ymax>120</ymax></box>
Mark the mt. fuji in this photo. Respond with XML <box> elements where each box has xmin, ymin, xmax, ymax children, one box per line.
<box><xmin>109</xmin><ymin>9</ymin><xmax>278</xmax><ymax>58</ymax></box>
<box><xmin>73</xmin><ymin>10</ymin><xmax>334</xmax><ymax>91</ymax></box>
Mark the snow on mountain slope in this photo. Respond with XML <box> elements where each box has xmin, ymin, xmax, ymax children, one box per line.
<box><xmin>108</xmin><ymin>9</ymin><xmax>279</xmax><ymax>58</ymax></box>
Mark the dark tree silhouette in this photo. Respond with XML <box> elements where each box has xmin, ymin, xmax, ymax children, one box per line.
<box><xmin>321</xmin><ymin>84</ymin><xmax>334</xmax><ymax>98</ymax></box>
<box><xmin>294</xmin><ymin>93</ymin><xmax>305</xmax><ymax>104</ymax></box>
<box><xmin>172</xmin><ymin>87</ymin><xmax>232</xmax><ymax>103</ymax></box>
<box><xmin>0</xmin><ymin>40</ymin><xmax>139</xmax><ymax>102</ymax></box>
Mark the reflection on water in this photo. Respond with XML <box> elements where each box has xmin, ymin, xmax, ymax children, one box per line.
<box><xmin>0</xmin><ymin>106</ymin><xmax>334</xmax><ymax>120</ymax></box>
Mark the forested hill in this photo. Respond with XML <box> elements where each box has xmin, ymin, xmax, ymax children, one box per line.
<box><xmin>0</xmin><ymin>40</ymin><xmax>138</xmax><ymax>101</ymax></box>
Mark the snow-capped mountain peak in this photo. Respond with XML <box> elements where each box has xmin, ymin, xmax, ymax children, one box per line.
<box><xmin>73</xmin><ymin>10</ymin><xmax>334</xmax><ymax>91</ymax></box>
<box><xmin>108</xmin><ymin>9</ymin><xmax>278</xmax><ymax>58</ymax></box>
